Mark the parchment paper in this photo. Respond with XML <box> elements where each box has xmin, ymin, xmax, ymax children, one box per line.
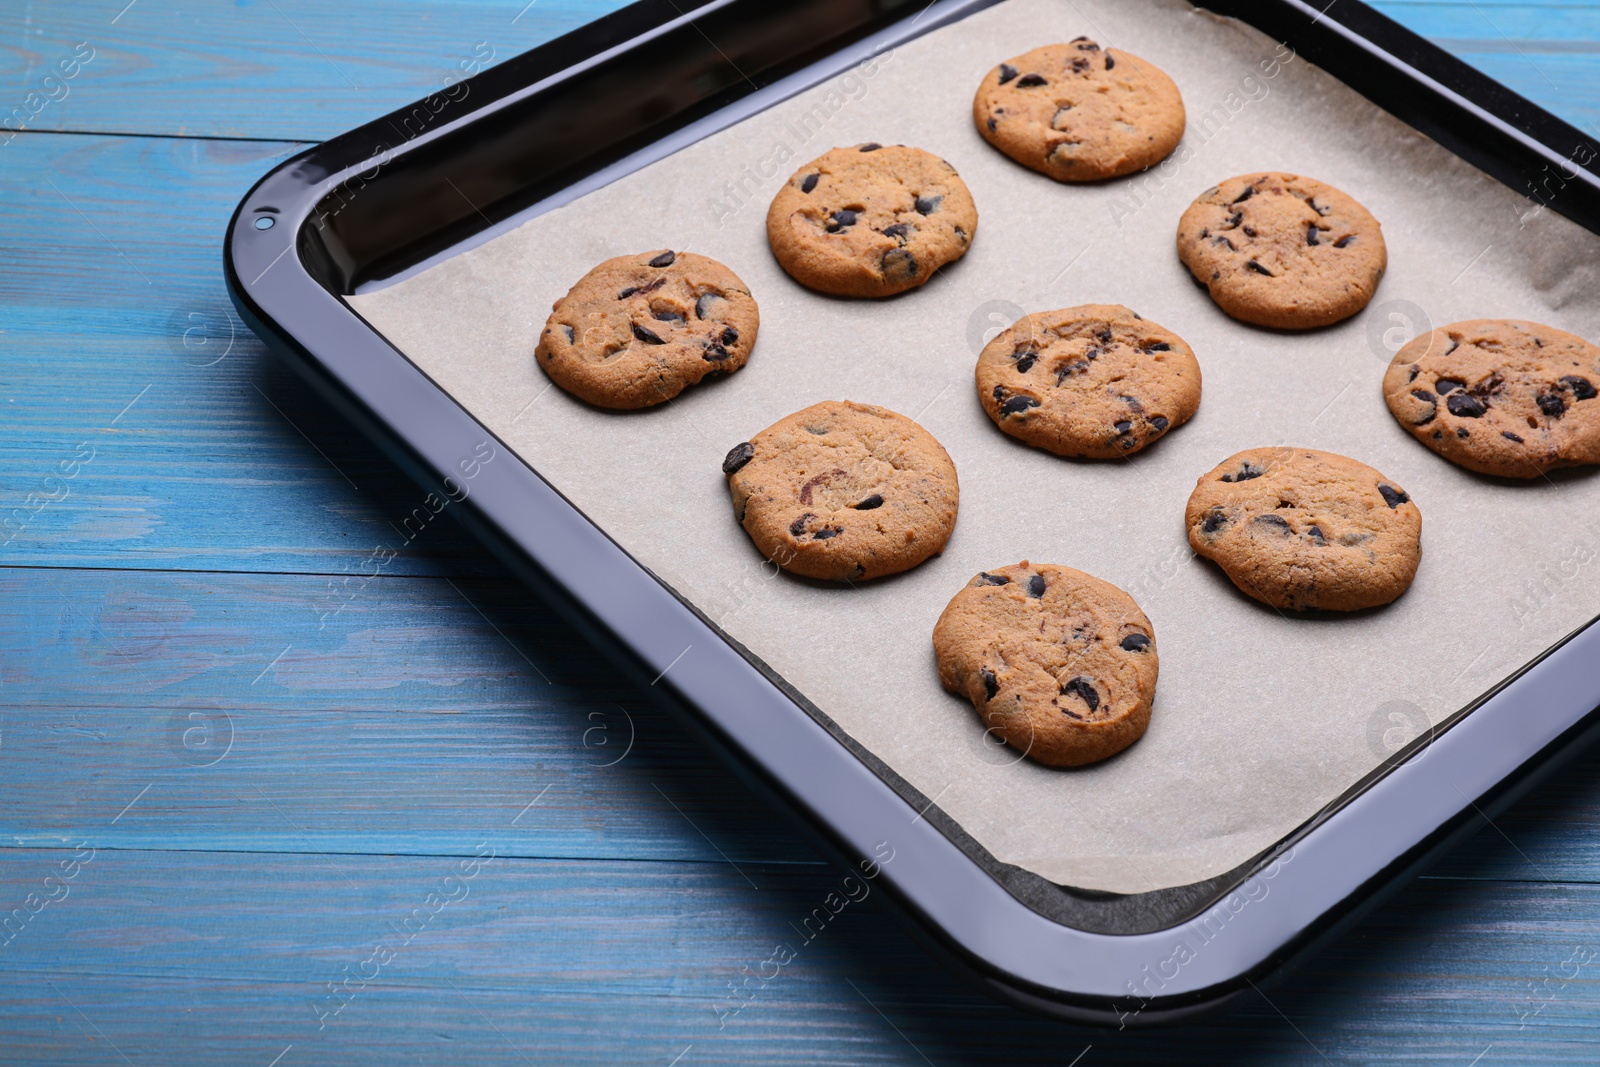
<box><xmin>350</xmin><ymin>0</ymin><xmax>1600</xmax><ymax>893</ymax></box>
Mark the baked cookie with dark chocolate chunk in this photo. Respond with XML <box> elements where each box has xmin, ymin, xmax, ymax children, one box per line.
<box><xmin>1185</xmin><ymin>447</ymin><xmax>1421</xmax><ymax>611</ymax></box>
<box><xmin>1383</xmin><ymin>319</ymin><xmax>1600</xmax><ymax>478</ymax></box>
<box><xmin>973</xmin><ymin>38</ymin><xmax>1185</xmax><ymax>182</ymax></box>
<box><xmin>933</xmin><ymin>562</ymin><xmax>1157</xmax><ymax>767</ymax></box>
<box><xmin>766</xmin><ymin>144</ymin><xmax>978</xmax><ymax>298</ymax></box>
<box><xmin>1177</xmin><ymin>173</ymin><xmax>1386</xmax><ymax>329</ymax></box>
<box><xmin>976</xmin><ymin>303</ymin><xmax>1201</xmax><ymax>458</ymax></box>
<box><xmin>536</xmin><ymin>249</ymin><xmax>758</xmax><ymax>409</ymax></box>
<box><xmin>723</xmin><ymin>400</ymin><xmax>959</xmax><ymax>581</ymax></box>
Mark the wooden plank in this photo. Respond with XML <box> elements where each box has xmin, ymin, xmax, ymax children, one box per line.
<box><xmin>0</xmin><ymin>847</ymin><xmax>1596</xmax><ymax>1064</ymax></box>
<box><xmin>0</xmin><ymin>0</ymin><xmax>631</xmax><ymax>142</ymax></box>
<box><xmin>0</xmin><ymin>565</ymin><xmax>814</xmax><ymax>865</ymax></box>
<box><xmin>0</xmin><ymin>132</ymin><xmax>506</xmax><ymax>576</ymax></box>
<box><xmin>4</xmin><ymin>564</ymin><xmax>1600</xmax><ymax>881</ymax></box>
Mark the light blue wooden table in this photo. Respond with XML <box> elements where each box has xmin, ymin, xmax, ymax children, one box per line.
<box><xmin>2</xmin><ymin>2</ymin><xmax>1598</xmax><ymax>1063</ymax></box>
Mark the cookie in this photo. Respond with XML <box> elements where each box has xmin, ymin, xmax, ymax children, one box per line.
<box><xmin>765</xmin><ymin>144</ymin><xmax>978</xmax><ymax>298</ymax></box>
<box><xmin>972</xmin><ymin>38</ymin><xmax>1185</xmax><ymax>182</ymax></box>
<box><xmin>933</xmin><ymin>562</ymin><xmax>1157</xmax><ymax>767</ymax></box>
<box><xmin>1177</xmin><ymin>173</ymin><xmax>1386</xmax><ymax>329</ymax></box>
<box><xmin>976</xmin><ymin>303</ymin><xmax>1201</xmax><ymax>458</ymax></box>
<box><xmin>723</xmin><ymin>400</ymin><xmax>959</xmax><ymax>581</ymax></box>
<box><xmin>1383</xmin><ymin>319</ymin><xmax>1600</xmax><ymax>478</ymax></box>
<box><xmin>535</xmin><ymin>250</ymin><xmax>758</xmax><ymax>409</ymax></box>
<box><xmin>1185</xmin><ymin>447</ymin><xmax>1421</xmax><ymax>611</ymax></box>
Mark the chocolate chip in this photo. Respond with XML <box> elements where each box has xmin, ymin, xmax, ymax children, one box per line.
<box><xmin>654</xmin><ymin>309</ymin><xmax>684</xmax><ymax>324</ymax></box>
<box><xmin>1114</xmin><ymin>420</ymin><xmax>1133</xmax><ymax>435</ymax></box>
<box><xmin>1212</xmin><ymin>236</ymin><xmax>1235</xmax><ymax>251</ymax></box>
<box><xmin>1070</xmin><ymin>57</ymin><xmax>1091</xmax><ymax>73</ymax></box>
<box><xmin>1307</xmin><ymin>524</ymin><xmax>1326</xmax><ymax>546</ymax></box>
<box><xmin>977</xmin><ymin>572</ymin><xmax>1010</xmax><ymax>586</ymax></box>
<box><xmin>1199</xmin><ymin>229</ymin><xmax>1210</xmax><ymax>239</ymax></box>
<box><xmin>981</xmin><ymin>668</ymin><xmax>998</xmax><ymax>701</ymax></box>
<box><xmin>1119</xmin><ymin>633</ymin><xmax>1150</xmax><ymax>653</ymax></box>
<box><xmin>1060</xmin><ymin>676</ymin><xmax>1099</xmax><ymax>713</ymax></box>
<box><xmin>1561</xmin><ymin>375</ymin><xmax>1597</xmax><ymax>400</ymax></box>
<box><xmin>617</xmin><ymin>286</ymin><xmax>637</xmax><ymax>299</ymax></box>
<box><xmin>1027</xmin><ymin>574</ymin><xmax>1047</xmax><ymax>598</ymax></box>
<box><xmin>1407</xmin><ymin>365</ymin><xmax>1420</xmax><ymax>382</ymax></box>
<box><xmin>1055</xmin><ymin>361</ymin><xmax>1088</xmax><ymax>384</ymax></box>
<box><xmin>1013</xmin><ymin>349</ymin><xmax>1038</xmax><ymax>373</ymax></box>
<box><xmin>789</xmin><ymin>514</ymin><xmax>814</xmax><ymax>537</ymax></box>
<box><xmin>1411</xmin><ymin>389</ymin><xmax>1435</xmax><ymax>402</ymax></box>
<box><xmin>1120</xmin><ymin>394</ymin><xmax>1144</xmax><ymax>413</ymax></box>
<box><xmin>1084</xmin><ymin>345</ymin><xmax>1103</xmax><ymax>362</ymax></box>
<box><xmin>1245</xmin><ymin>259</ymin><xmax>1273</xmax><ymax>276</ymax></box>
<box><xmin>1201</xmin><ymin>509</ymin><xmax>1228</xmax><ymax>534</ymax></box>
<box><xmin>1105</xmin><ymin>53</ymin><xmax>1115</xmax><ymax>70</ymax></box>
<box><xmin>702</xmin><ymin>343</ymin><xmax>729</xmax><ymax>362</ymax></box>
<box><xmin>694</xmin><ymin>293</ymin><xmax>722</xmax><ymax>319</ymax></box>
<box><xmin>560</xmin><ymin>324</ymin><xmax>575</xmax><ymax>343</ymax></box>
<box><xmin>1456</xmin><ymin>427</ymin><xmax>1470</xmax><ymax>439</ymax></box>
<box><xmin>914</xmin><ymin>195</ymin><xmax>942</xmax><ymax>215</ymax></box>
<box><xmin>998</xmin><ymin>63</ymin><xmax>1018</xmax><ymax>84</ymax></box>
<box><xmin>1150</xmin><ymin>415</ymin><xmax>1169</xmax><ymax>431</ymax></box>
<box><xmin>859</xmin><ymin>143</ymin><xmax>882</xmax><ymax>152</ymax></box>
<box><xmin>648</xmin><ymin>251</ymin><xmax>676</xmax><ymax>268</ymax></box>
<box><xmin>1096</xmin><ymin>327</ymin><xmax>1112</xmax><ymax>344</ymax></box>
<box><xmin>1334</xmin><ymin>235</ymin><xmax>1356</xmax><ymax>248</ymax></box>
<box><xmin>1243</xmin><ymin>226</ymin><xmax>1258</xmax><ymax>238</ymax></box>
<box><xmin>722</xmin><ymin>442</ymin><xmax>754</xmax><ymax>475</ymax></box>
<box><xmin>1221</xmin><ymin>463</ymin><xmax>1263</xmax><ymax>483</ymax></box>
<box><xmin>1309</xmin><ymin>198</ymin><xmax>1330</xmax><ymax>216</ymax></box>
<box><xmin>1444</xmin><ymin>336</ymin><xmax>1460</xmax><ymax>355</ymax></box>
<box><xmin>881</xmin><ymin>248</ymin><xmax>917</xmax><ymax>280</ymax></box>
<box><xmin>1537</xmin><ymin>392</ymin><xmax>1567</xmax><ymax>418</ymax></box>
<box><xmin>1447</xmin><ymin>393</ymin><xmax>1487</xmax><ymax>418</ymax></box>
<box><xmin>954</xmin><ymin>226</ymin><xmax>968</xmax><ymax>243</ymax></box>
<box><xmin>1306</xmin><ymin>224</ymin><xmax>1320</xmax><ymax>246</ymax></box>
<box><xmin>1000</xmin><ymin>394</ymin><xmax>1040</xmax><ymax>416</ymax></box>
<box><xmin>1072</xmin><ymin>36</ymin><xmax>1098</xmax><ymax>49</ymax></box>
<box><xmin>826</xmin><ymin>209</ymin><xmax>857</xmax><ymax>233</ymax></box>
<box><xmin>1232</xmin><ymin>186</ymin><xmax>1255</xmax><ymax>204</ymax></box>
<box><xmin>1503</xmin><ymin>431</ymin><xmax>1524</xmax><ymax>443</ymax></box>
<box><xmin>800</xmin><ymin>173</ymin><xmax>819</xmax><ymax>193</ymax></box>
<box><xmin>1377</xmin><ymin>485</ymin><xmax>1409</xmax><ymax>508</ymax></box>
<box><xmin>812</xmin><ymin>528</ymin><xmax>840</xmax><ymax>540</ymax></box>
<box><xmin>1435</xmin><ymin>378</ymin><xmax>1463</xmax><ymax>394</ymax></box>
<box><xmin>1145</xmin><ymin>342</ymin><xmax>1171</xmax><ymax>352</ymax></box>
<box><xmin>987</xmin><ymin>117</ymin><xmax>997</xmax><ymax>132</ymax></box>
<box><xmin>719</xmin><ymin>326</ymin><xmax>738</xmax><ymax>346</ymax></box>
<box><xmin>1254</xmin><ymin>513</ymin><xmax>1292</xmax><ymax>533</ymax></box>
<box><xmin>1225</xmin><ymin>212</ymin><xmax>1242</xmax><ymax>228</ymax></box>
<box><xmin>853</xmin><ymin>494</ymin><xmax>883</xmax><ymax>510</ymax></box>
<box><xmin>1017</xmin><ymin>73</ymin><xmax>1048</xmax><ymax>87</ymax></box>
<box><xmin>632</xmin><ymin>323</ymin><xmax>666</xmax><ymax>345</ymax></box>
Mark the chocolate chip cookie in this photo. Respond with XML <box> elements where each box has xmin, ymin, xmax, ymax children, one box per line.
<box><xmin>1177</xmin><ymin>173</ymin><xmax>1386</xmax><ymax>329</ymax></box>
<box><xmin>973</xmin><ymin>38</ymin><xmax>1185</xmax><ymax>182</ymax></box>
<box><xmin>723</xmin><ymin>400</ymin><xmax>959</xmax><ymax>581</ymax></box>
<box><xmin>1383</xmin><ymin>319</ymin><xmax>1600</xmax><ymax>478</ymax></box>
<box><xmin>535</xmin><ymin>250</ymin><xmax>758</xmax><ymax>409</ymax></box>
<box><xmin>933</xmin><ymin>562</ymin><xmax>1157</xmax><ymax>767</ymax></box>
<box><xmin>766</xmin><ymin>144</ymin><xmax>978</xmax><ymax>298</ymax></box>
<box><xmin>976</xmin><ymin>303</ymin><xmax>1201</xmax><ymax>458</ymax></box>
<box><xmin>1185</xmin><ymin>447</ymin><xmax>1421</xmax><ymax>611</ymax></box>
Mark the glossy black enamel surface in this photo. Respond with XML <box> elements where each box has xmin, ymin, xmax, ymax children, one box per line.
<box><xmin>226</xmin><ymin>0</ymin><xmax>1600</xmax><ymax>1024</ymax></box>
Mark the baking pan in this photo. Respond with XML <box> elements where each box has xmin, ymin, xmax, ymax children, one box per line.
<box><xmin>225</xmin><ymin>0</ymin><xmax>1600</xmax><ymax>1025</ymax></box>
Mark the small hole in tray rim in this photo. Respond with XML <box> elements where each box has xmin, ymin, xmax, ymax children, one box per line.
<box><xmin>254</xmin><ymin>216</ymin><xmax>275</xmax><ymax>230</ymax></box>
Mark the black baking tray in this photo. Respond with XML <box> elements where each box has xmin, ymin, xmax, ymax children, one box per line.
<box><xmin>225</xmin><ymin>0</ymin><xmax>1600</xmax><ymax>1025</ymax></box>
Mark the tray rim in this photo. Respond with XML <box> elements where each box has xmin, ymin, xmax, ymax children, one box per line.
<box><xmin>224</xmin><ymin>0</ymin><xmax>1600</xmax><ymax>1024</ymax></box>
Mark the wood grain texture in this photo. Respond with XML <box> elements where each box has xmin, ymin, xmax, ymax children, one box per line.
<box><xmin>0</xmin><ymin>0</ymin><xmax>632</xmax><ymax>142</ymax></box>
<box><xmin>2</xmin><ymin>0</ymin><xmax>1600</xmax><ymax>1063</ymax></box>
